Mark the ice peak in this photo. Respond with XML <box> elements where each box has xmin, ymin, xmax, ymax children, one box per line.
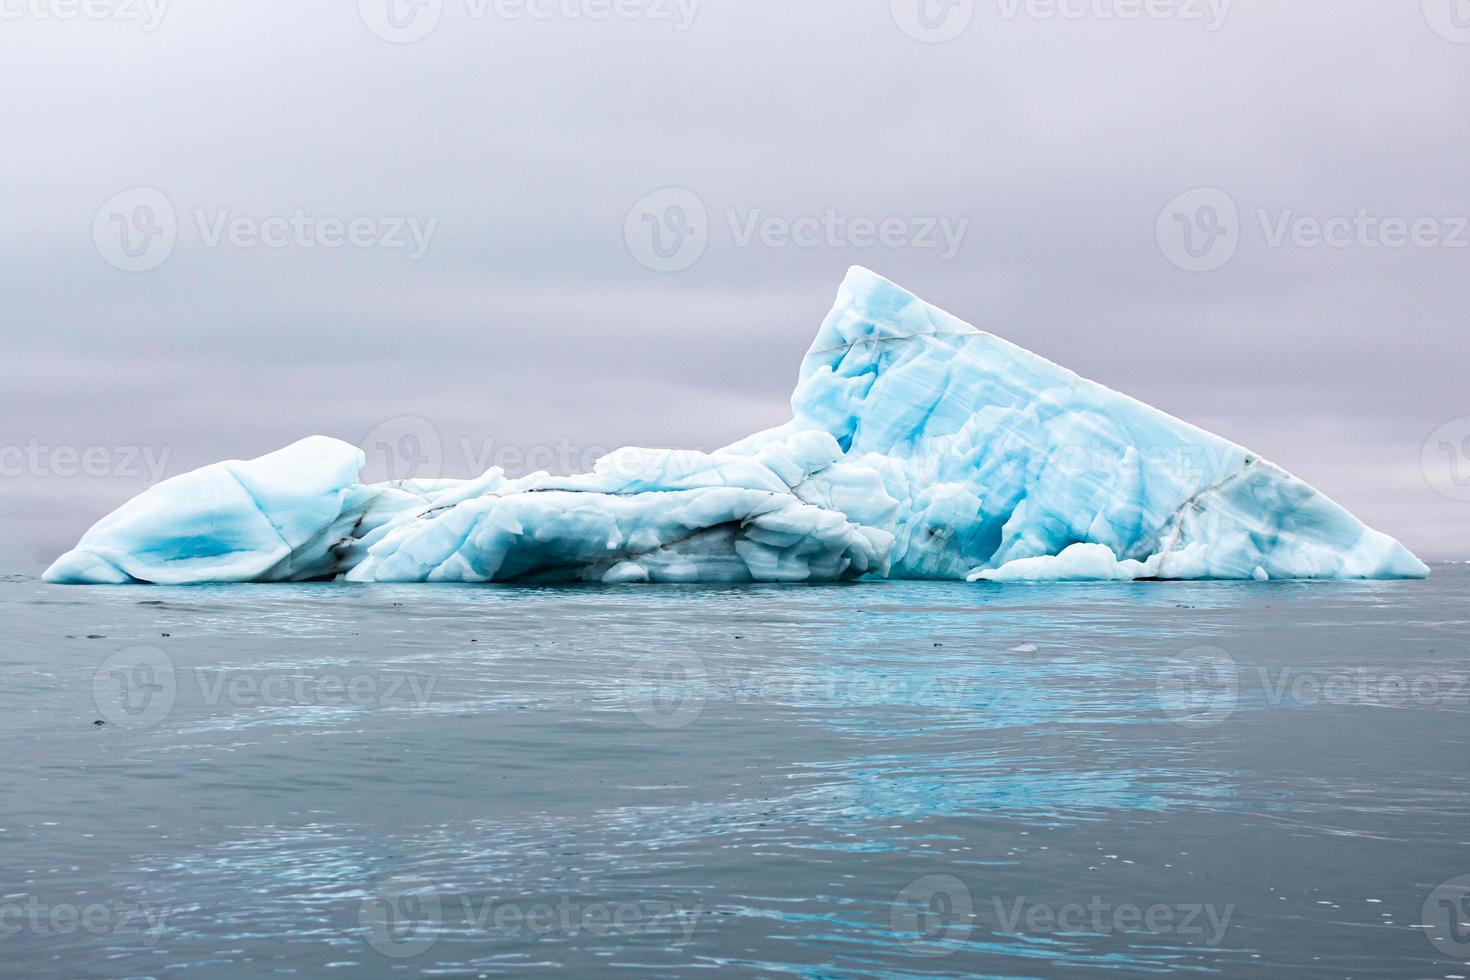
<box><xmin>805</xmin><ymin>266</ymin><xmax>981</xmax><ymax>358</ymax></box>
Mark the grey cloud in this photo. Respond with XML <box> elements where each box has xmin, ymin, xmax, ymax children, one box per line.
<box><xmin>1</xmin><ymin>0</ymin><xmax>1466</xmax><ymax>565</ymax></box>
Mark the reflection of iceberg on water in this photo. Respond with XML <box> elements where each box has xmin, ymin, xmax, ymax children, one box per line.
<box><xmin>46</xmin><ymin>268</ymin><xmax>1427</xmax><ymax>585</ymax></box>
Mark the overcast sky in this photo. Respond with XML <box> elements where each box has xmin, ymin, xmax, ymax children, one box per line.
<box><xmin>2</xmin><ymin>0</ymin><xmax>1467</xmax><ymax>567</ymax></box>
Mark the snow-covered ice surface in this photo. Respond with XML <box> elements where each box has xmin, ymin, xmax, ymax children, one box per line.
<box><xmin>45</xmin><ymin>268</ymin><xmax>1427</xmax><ymax>584</ymax></box>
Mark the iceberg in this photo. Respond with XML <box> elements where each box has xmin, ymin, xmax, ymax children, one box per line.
<box><xmin>45</xmin><ymin>268</ymin><xmax>1428</xmax><ymax>585</ymax></box>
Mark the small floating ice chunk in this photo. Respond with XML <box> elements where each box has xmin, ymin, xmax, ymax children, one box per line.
<box><xmin>602</xmin><ymin>561</ymin><xmax>650</xmax><ymax>584</ymax></box>
<box><xmin>970</xmin><ymin>544</ymin><xmax>1158</xmax><ymax>583</ymax></box>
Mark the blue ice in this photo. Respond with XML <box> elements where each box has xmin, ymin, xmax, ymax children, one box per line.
<box><xmin>44</xmin><ymin>268</ymin><xmax>1428</xmax><ymax>584</ymax></box>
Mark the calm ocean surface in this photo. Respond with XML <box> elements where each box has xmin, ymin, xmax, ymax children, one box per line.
<box><xmin>2</xmin><ymin>566</ymin><xmax>1467</xmax><ymax>978</ymax></box>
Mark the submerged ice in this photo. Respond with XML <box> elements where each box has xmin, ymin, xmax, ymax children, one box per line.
<box><xmin>45</xmin><ymin>268</ymin><xmax>1428</xmax><ymax>585</ymax></box>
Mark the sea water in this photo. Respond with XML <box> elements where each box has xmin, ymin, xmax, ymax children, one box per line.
<box><xmin>2</xmin><ymin>567</ymin><xmax>1467</xmax><ymax>977</ymax></box>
